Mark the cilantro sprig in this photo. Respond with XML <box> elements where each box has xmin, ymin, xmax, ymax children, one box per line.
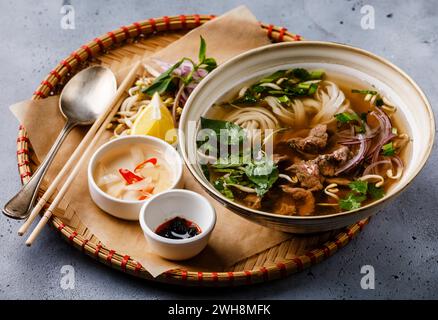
<box><xmin>339</xmin><ymin>180</ymin><xmax>385</xmax><ymax>211</ymax></box>
<box><xmin>142</xmin><ymin>36</ymin><xmax>217</xmax><ymax>96</ymax></box>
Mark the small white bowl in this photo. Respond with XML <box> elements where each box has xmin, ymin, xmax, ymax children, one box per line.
<box><xmin>139</xmin><ymin>189</ymin><xmax>216</xmax><ymax>261</ymax></box>
<box><xmin>88</xmin><ymin>135</ymin><xmax>184</xmax><ymax>221</ymax></box>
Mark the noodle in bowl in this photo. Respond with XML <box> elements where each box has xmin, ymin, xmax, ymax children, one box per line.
<box><xmin>179</xmin><ymin>41</ymin><xmax>435</xmax><ymax>233</ymax></box>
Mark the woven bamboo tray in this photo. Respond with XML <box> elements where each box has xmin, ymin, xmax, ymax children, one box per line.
<box><xmin>16</xmin><ymin>14</ymin><xmax>369</xmax><ymax>286</ymax></box>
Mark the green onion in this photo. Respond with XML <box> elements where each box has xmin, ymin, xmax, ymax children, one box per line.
<box><xmin>352</xmin><ymin>89</ymin><xmax>378</xmax><ymax>95</ymax></box>
<box><xmin>382</xmin><ymin>142</ymin><xmax>396</xmax><ymax>156</ymax></box>
<box><xmin>335</xmin><ymin>112</ymin><xmax>360</xmax><ymax>123</ymax></box>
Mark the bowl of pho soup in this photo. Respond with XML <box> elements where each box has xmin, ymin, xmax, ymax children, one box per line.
<box><xmin>179</xmin><ymin>41</ymin><xmax>435</xmax><ymax>233</ymax></box>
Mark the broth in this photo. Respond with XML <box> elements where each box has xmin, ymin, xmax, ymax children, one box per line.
<box><xmin>198</xmin><ymin>68</ymin><xmax>410</xmax><ymax>216</ymax></box>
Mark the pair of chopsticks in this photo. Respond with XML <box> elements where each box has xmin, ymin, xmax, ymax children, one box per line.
<box><xmin>19</xmin><ymin>61</ymin><xmax>142</xmax><ymax>246</ymax></box>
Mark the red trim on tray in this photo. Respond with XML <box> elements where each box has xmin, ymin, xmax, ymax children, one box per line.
<box><xmin>94</xmin><ymin>38</ymin><xmax>105</xmax><ymax>51</ymax></box>
<box><xmin>107</xmin><ymin>31</ymin><xmax>117</xmax><ymax>43</ymax></box>
<box><xmin>121</xmin><ymin>26</ymin><xmax>130</xmax><ymax>38</ymax></box>
<box><xmin>212</xmin><ymin>272</ymin><xmax>218</xmax><ymax>282</ymax></box>
<box><xmin>68</xmin><ymin>231</ymin><xmax>78</xmax><ymax>242</ymax></box>
<box><xmin>259</xmin><ymin>267</ymin><xmax>269</xmax><ymax>281</ymax></box>
<box><xmin>197</xmin><ymin>271</ymin><xmax>203</xmax><ymax>282</ymax></box>
<box><xmin>94</xmin><ymin>243</ymin><xmax>102</xmax><ymax>257</ymax></box>
<box><xmin>121</xmin><ymin>255</ymin><xmax>130</xmax><ymax>272</ymax></box>
<box><xmin>277</xmin><ymin>263</ymin><xmax>287</xmax><ymax>278</ymax></box>
<box><xmin>133</xmin><ymin>22</ymin><xmax>142</xmax><ymax>34</ymax></box>
<box><xmin>81</xmin><ymin>239</ymin><xmax>89</xmax><ymax>252</ymax></box>
<box><xmin>134</xmin><ymin>262</ymin><xmax>142</xmax><ymax>273</ymax></box>
<box><xmin>149</xmin><ymin>18</ymin><xmax>157</xmax><ymax>32</ymax></box>
<box><xmin>33</xmin><ymin>91</ymin><xmax>45</xmax><ymax>98</ymax></box>
<box><xmin>50</xmin><ymin>70</ymin><xmax>62</xmax><ymax>81</ymax></box>
<box><xmin>17</xmin><ymin>160</ymin><xmax>30</xmax><ymax>167</ymax></box>
<box><xmin>70</xmin><ymin>52</ymin><xmax>82</xmax><ymax>63</ymax></box>
<box><xmin>244</xmin><ymin>270</ymin><xmax>252</xmax><ymax>284</ymax></box>
<box><xmin>163</xmin><ymin>16</ymin><xmax>171</xmax><ymax>30</ymax></box>
<box><xmin>106</xmin><ymin>249</ymin><xmax>116</xmax><ymax>264</ymax></box>
<box><xmin>61</xmin><ymin>60</ymin><xmax>73</xmax><ymax>72</ymax></box>
<box><xmin>81</xmin><ymin>45</ymin><xmax>92</xmax><ymax>57</ymax></box>
<box><xmin>293</xmin><ymin>34</ymin><xmax>302</xmax><ymax>41</ymax></box>
<box><xmin>227</xmin><ymin>271</ymin><xmax>234</xmax><ymax>282</ymax></box>
<box><xmin>194</xmin><ymin>14</ymin><xmax>201</xmax><ymax>26</ymax></box>
<box><xmin>57</xmin><ymin>223</ymin><xmax>65</xmax><ymax>231</ymax></box>
<box><xmin>20</xmin><ymin>172</ymin><xmax>31</xmax><ymax>179</ymax></box>
<box><xmin>322</xmin><ymin>245</ymin><xmax>331</xmax><ymax>258</ymax></box>
<box><xmin>17</xmin><ymin>149</ymin><xmax>29</xmax><ymax>155</ymax></box>
<box><xmin>41</xmin><ymin>80</ymin><xmax>54</xmax><ymax>91</ymax></box>
<box><xmin>266</xmin><ymin>24</ymin><xmax>273</xmax><ymax>38</ymax></box>
<box><xmin>292</xmin><ymin>257</ymin><xmax>304</xmax><ymax>271</ymax></box>
<box><xmin>179</xmin><ymin>15</ymin><xmax>187</xmax><ymax>28</ymax></box>
<box><xmin>358</xmin><ymin>220</ymin><xmax>366</xmax><ymax>230</ymax></box>
<box><xmin>335</xmin><ymin>238</ymin><xmax>343</xmax><ymax>249</ymax></box>
<box><xmin>181</xmin><ymin>270</ymin><xmax>188</xmax><ymax>281</ymax></box>
<box><xmin>346</xmin><ymin>229</ymin><xmax>354</xmax><ymax>240</ymax></box>
<box><xmin>306</xmin><ymin>251</ymin><xmax>317</xmax><ymax>265</ymax></box>
<box><xmin>16</xmin><ymin>136</ymin><xmax>29</xmax><ymax>143</ymax></box>
<box><xmin>278</xmin><ymin>27</ymin><xmax>287</xmax><ymax>42</ymax></box>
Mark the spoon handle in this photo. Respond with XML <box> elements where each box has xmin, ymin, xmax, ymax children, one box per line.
<box><xmin>2</xmin><ymin>120</ymin><xmax>76</xmax><ymax>219</ymax></box>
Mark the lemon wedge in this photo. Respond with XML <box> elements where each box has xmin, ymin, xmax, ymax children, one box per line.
<box><xmin>131</xmin><ymin>92</ymin><xmax>176</xmax><ymax>144</ymax></box>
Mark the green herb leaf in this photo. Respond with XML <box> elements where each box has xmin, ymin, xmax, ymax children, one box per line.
<box><xmin>198</xmin><ymin>36</ymin><xmax>206</xmax><ymax>63</ymax></box>
<box><xmin>201</xmin><ymin>57</ymin><xmax>217</xmax><ymax>72</ymax></box>
<box><xmin>244</xmin><ymin>159</ymin><xmax>279</xmax><ymax>196</ymax></box>
<box><xmin>348</xmin><ymin>180</ymin><xmax>368</xmax><ymax>195</ymax></box>
<box><xmin>368</xmin><ymin>183</ymin><xmax>385</xmax><ymax>199</ymax></box>
<box><xmin>375</xmin><ymin>98</ymin><xmax>384</xmax><ymax>107</ymax></box>
<box><xmin>382</xmin><ymin>142</ymin><xmax>396</xmax><ymax>156</ymax></box>
<box><xmin>213</xmin><ymin>178</ymin><xmax>234</xmax><ymax>200</ymax></box>
<box><xmin>335</xmin><ymin>112</ymin><xmax>360</xmax><ymax>123</ymax></box>
<box><xmin>309</xmin><ymin>69</ymin><xmax>325</xmax><ymax>79</ymax></box>
<box><xmin>200</xmin><ymin>117</ymin><xmax>245</xmax><ymax>146</ymax></box>
<box><xmin>259</xmin><ymin>70</ymin><xmax>287</xmax><ymax>83</ymax></box>
<box><xmin>292</xmin><ymin>68</ymin><xmax>311</xmax><ymax>80</ymax></box>
<box><xmin>277</xmin><ymin>95</ymin><xmax>290</xmax><ymax>103</ymax></box>
<box><xmin>351</xmin><ymin>89</ymin><xmax>378</xmax><ymax>95</ymax></box>
<box><xmin>339</xmin><ymin>193</ymin><xmax>367</xmax><ymax>210</ymax></box>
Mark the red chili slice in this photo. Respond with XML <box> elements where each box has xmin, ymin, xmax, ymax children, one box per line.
<box><xmin>118</xmin><ymin>168</ymin><xmax>144</xmax><ymax>185</ymax></box>
<box><xmin>134</xmin><ymin>158</ymin><xmax>158</xmax><ymax>172</ymax></box>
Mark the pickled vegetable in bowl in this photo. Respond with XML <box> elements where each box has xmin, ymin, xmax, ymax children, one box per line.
<box><xmin>93</xmin><ymin>145</ymin><xmax>173</xmax><ymax>201</ymax></box>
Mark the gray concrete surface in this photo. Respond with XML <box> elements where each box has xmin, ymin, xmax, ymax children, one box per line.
<box><xmin>0</xmin><ymin>0</ymin><xmax>437</xmax><ymax>299</ymax></box>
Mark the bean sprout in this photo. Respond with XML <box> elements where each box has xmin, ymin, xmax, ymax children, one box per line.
<box><xmin>359</xmin><ymin>174</ymin><xmax>385</xmax><ymax>187</ymax></box>
<box><xmin>324</xmin><ymin>183</ymin><xmax>340</xmax><ymax>200</ymax></box>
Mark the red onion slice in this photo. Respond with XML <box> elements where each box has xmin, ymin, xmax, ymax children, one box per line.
<box><xmin>335</xmin><ymin>134</ymin><xmax>368</xmax><ymax>175</ymax></box>
<box><xmin>363</xmin><ymin>159</ymin><xmax>392</xmax><ymax>176</ymax></box>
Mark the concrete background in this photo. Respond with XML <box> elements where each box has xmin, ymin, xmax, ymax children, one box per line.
<box><xmin>0</xmin><ymin>0</ymin><xmax>437</xmax><ymax>299</ymax></box>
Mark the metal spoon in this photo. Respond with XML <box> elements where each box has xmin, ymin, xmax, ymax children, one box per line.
<box><xmin>3</xmin><ymin>65</ymin><xmax>117</xmax><ymax>219</ymax></box>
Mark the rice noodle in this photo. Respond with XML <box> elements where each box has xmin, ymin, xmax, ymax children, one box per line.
<box><xmin>359</xmin><ymin>174</ymin><xmax>385</xmax><ymax>187</ymax></box>
<box><xmin>264</xmin><ymin>96</ymin><xmax>296</xmax><ymax>126</ymax></box>
<box><xmin>225</xmin><ymin>105</ymin><xmax>280</xmax><ymax>140</ymax></box>
<box><xmin>324</xmin><ymin>183</ymin><xmax>340</xmax><ymax>200</ymax></box>
<box><xmin>386</xmin><ymin>156</ymin><xmax>404</xmax><ymax>179</ymax></box>
<box><xmin>310</xmin><ymin>81</ymin><xmax>350</xmax><ymax>126</ymax></box>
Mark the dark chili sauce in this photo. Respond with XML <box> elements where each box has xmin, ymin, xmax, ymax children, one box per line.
<box><xmin>155</xmin><ymin>217</ymin><xmax>201</xmax><ymax>240</ymax></box>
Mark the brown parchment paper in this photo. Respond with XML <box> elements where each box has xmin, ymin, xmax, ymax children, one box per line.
<box><xmin>10</xmin><ymin>6</ymin><xmax>293</xmax><ymax>277</ymax></box>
